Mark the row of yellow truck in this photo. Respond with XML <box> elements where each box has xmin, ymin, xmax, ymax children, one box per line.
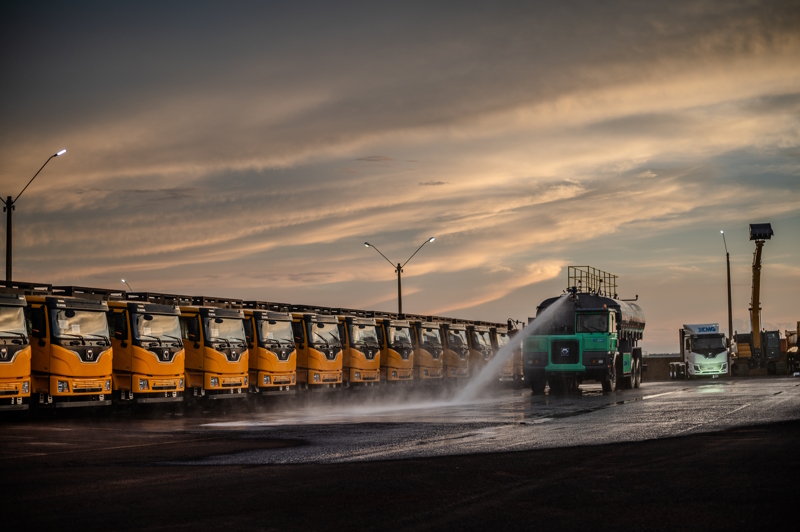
<box><xmin>0</xmin><ymin>281</ymin><xmax>524</xmax><ymax>410</ymax></box>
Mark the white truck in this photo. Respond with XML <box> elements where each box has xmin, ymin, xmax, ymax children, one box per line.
<box><xmin>675</xmin><ymin>323</ymin><xmax>729</xmax><ymax>379</ymax></box>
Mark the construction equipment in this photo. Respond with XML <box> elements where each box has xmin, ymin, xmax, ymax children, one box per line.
<box><xmin>523</xmin><ymin>266</ymin><xmax>645</xmax><ymax>394</ymax></box>
<box><xmin>408</xmin><ymin>316</ymin><xmax>444</xmax><ymax>382</ymax></box>
<box><xmin>179</xmin><ymin>296</ymin><xmax>249</xmax><ymax>400</ymax></box>
<box><xmin>0</xmin><ymin>287</ymin><xmax>31</xmax><ymax>410</ymax></box>
<box><xmin>672</xmin><ymin>324</ymin><xmax>728</xmax><ymax>379</ymax></box>
<box><xmin>243</xmin><ymin>301</ymin><xmax>297</xmax><ymax>394</ymax></box>
<box><xmin>9</xmin><ymin>283</ymin><xmax>114</xmax><ymax>407</ymax></box>
<box><xmin>336</xmin><ymin>308</ymin><xmax>381</xmax><ymax>387</ymax></box>
<box><xmin>730</xmin><ymin>223</ymin><xmax>784</xmax><ymax>375</ymax></box>
<box><xmin>107</xmin><ymin>291</ymin><xmax>187</xmax><ymax>403</ymax></box>
<box><xmin>375</xmin><ymin>313</ymin><xmax>415</xmax><ymax>384</ymax></box>
<box><xmin>467</xmin><ymin>322</ymin><xmax>493</xmax><ymax>377</ymax></box>
<box><xmin>291</xmin><ymin>305</ymin><xmax>343</xmax><ymax>390</ymax></box>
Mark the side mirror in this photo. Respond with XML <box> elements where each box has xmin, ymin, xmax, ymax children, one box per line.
<box><xmin>114</xmin><ymin>313</ymin><xmax>127</xmax><ymax>340</ymax></box>
<box><xmin>243</xmin><ymin>319</ymin><xmax>253</xmax><ymax>343</ymax></box>
<box><xmin>30</xmin><ymin>311</ymin><xmax>46</xmax><ymax>339</ymax></box>
<box><xmin>187</xmin><ymin>319</ymin><xmax>199</xmax><ymax>342</ymax></box>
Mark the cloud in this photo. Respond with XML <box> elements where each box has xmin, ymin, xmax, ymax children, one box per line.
<box><xmin>418</xmin><ymin>181</ymin><xmax>448</xmax><ymax>186</ymax></box>
<box><xmin>356</xmin><ymin>156</ymin><xmax>393</xmax><ymax>162</ymax></box>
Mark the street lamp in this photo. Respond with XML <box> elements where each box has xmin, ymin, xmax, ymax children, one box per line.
<box><xmin>721</xmin><ymin>230</ymin><xmax>733</xmax><ymax>347</ymax></box>
<box><xmin>2</xmin><ymin>149</ymin><xmax>67</xmax><ymax>281</ymax></box>
<box><xmin>364</xmin><ymin>236</ymin><xmax>435</xmax><ymax>314</ymax></box>
<box><xmin>121</xmin><ymin>279</ymin><xmax>134</xmax><ymax>292</ymax></box>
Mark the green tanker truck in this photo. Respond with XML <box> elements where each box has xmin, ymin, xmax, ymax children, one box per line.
<box><xmin>523</xmin><ymin>266</ymin><xmax>645</xmax><ymax>394</ymax></box>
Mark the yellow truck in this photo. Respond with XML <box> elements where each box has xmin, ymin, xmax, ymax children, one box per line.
<box><xmin>409</xmin><ymin>317</ymin><xmax>444</xmax><ymax>382</ymax></box>
<box><xmin>243</xmin><ymin>301</ymin><xmax>296</xmax><ymax>394</ymax></box>
<box><xmin>467</xmin><ymin>322</ymin><xmax>493</xmax><ymax>377</ymax></box>
<box><xmin>492</xmin><ymin>323</ymin><xmax>516</xmax><ymax>382</ymax></box>
<box><xmin>336</xmin><ymin>309</ymin><xmax>381</xmax><ymax>387</ymax></box>
<box><xmin>27</xmin><ymin>285</ymin><xmax>113</xmax><ymax>407</ymax></box>
<box><xmin>0</xmin><ymin>287</ymin><xmax>31</xmax><ymax>410</ymax></box>
<box><xmin>376</xmin><ymin>314</ymin><xmax>414</xmax><ymax>384</ymax></box>
<box><xmin>442</xmin><ymin>320</ymin><xmax>470</xmax><ymax>380</ymax></box>
<box><xmin>291</xmin><ymin>305</ymin><xmax>343</xmax><ymax>390</ymax></box>
<box><xmin>179</xmin><ymin>296</ymin><xmax>248</xmax><ymax>400</ymax></box>
<box><xmin>107</xmin><ymin>291</ymin><xmax>186</xmax><ymax>403</ymax></box>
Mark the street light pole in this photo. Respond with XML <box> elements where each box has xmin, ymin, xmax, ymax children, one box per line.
<box><xmin>2</xmin><ymin>149</ymin><xmax>66</xmax><ymax>281</ymax></box>
<box><xmin>721</xmin><ymin>231</ymin><xmax>733</xmax><ymax>347</ymax></box>
<box><xmin>365</xmin><ymin>236</ymin><xmax>435</xmax><ymax>314</ymax></box>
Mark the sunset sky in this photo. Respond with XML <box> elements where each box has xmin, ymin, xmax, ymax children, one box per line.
<box><xmin>1</xmin><ymin>1</ymin><xmax>798</xmax><ymax>352</ymax></box>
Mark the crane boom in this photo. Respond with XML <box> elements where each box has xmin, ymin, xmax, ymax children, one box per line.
<box><xmin>748</xmin><ymin>223</ymin><xmax>774</xmax><ymax>357</ymax></box>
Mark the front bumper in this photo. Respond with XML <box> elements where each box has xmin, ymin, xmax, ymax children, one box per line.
<box><xmin>0</xmin><ymin>377</ymin><xmax>30</xmax><ymax>399</ymax></box>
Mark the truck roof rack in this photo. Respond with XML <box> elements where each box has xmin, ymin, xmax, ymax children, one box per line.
<box><xmin>192</xmin><ymin>296</ymin><xmax>243</xmax><ymax>309</ymax></box>
<box><xmin>52</xmin><ymin>285</ymin><xmax>113</xmax><ymax>301</ymax></box>
<box><xmin>0</xmin><ymin>280</ymin><xmax>53</xmax><ymax>295</ymax></box>
<box><xmin>331</xmin><ymin>307</ymin><xmax>375</xmax><ymax>318</ymax></box>
<box><xmin>243</xmin><ymin>301</ymin><xmax>293</xmax><ymax>312</ymax></box>
<box><xmin>290</xmin><ymin>304</ymin><xmax>333</xmax><ymax>315</ymax></box>
<box><xmin>124</xmin><ymin>292</ymin><xmax>193</xmax><ymax>306</ymax></box>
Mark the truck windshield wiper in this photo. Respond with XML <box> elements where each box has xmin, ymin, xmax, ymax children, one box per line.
<box><xmin>85</xmin><ymin>334</ymin><xmax>111</xmax><ymax>345</ymax></box>
<box><xmin>58</xmin><ymin>332</ymin><xmax>86</xmax><ymax>345</ymax></box>
<box><xmin>138</xmin><ymin>334</ymin><xmax>162</xmax><ymax>346</ymax></box>
<box><xmin>161</xmin><ymin>334</ymin><xmax>182</xmax><ymax>346</ymax></box>
<box><xmin>314</xmin><ymin>333</ymin><xmax>329</xmax><ymax>347</ymax></box>
<box><xmin>0</xmin><ymin>330</ymin><xmax>27</xmax><ymax>342</ymax></box>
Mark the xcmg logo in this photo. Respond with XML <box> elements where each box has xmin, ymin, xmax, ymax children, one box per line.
<box><xmin>697</xmin><ymin>326</ymin><xmax>718</xmax><ymax>333</ymax></box>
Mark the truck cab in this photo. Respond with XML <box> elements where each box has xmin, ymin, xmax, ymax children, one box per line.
<box><xmin>0</xmin><ymin>289</ymin><xmax>31</xmax><ymax>410</ymax></box>
<box><xmin>467</xmin><ymin>323</ymin><xmax>493</xmax><ymax>377</ymax></box>
<box><xmin>524</xmin><ymin>289</ymin><xmax>645</xmax><ymax>394</ymax></box>
<box><xmin>442</xmin><ymin>321</ymin><xmax>470</xmax><ymax>379</ymax></box>
<box><xmin>680</xmin><ymin>323</ymin><xmax>728</xmax><ymax>378</ymax></box>
<box><xmin>376</xmin><ymin>316</ymin><xmax>414</xmax><ymax>384</ymax></box>
<box><xmin>107</xmin><ymin>292</ymin><xmax>186</xmax><ymax>403</ymax></box>
<box><xmin>244</xmin><ymin>302</ymin><xmax>296</xmax><ymax>394</ymax></box>
<box><xmin>27</xmin><ymin>285</ymin><xmax>113</xmax><ymax>407</ymax></box>
<box><xmin>291</xmin><ymin>306</ymin><xmax>342</xmax><ymax>389</ymax></box>
<box><xmin>410</xmin><ymin>319</ymin><xmax>444</xmax><ymax>382</ymax></box>
<box><xmin>179</xmin><ymin>297</ymin><xmax>248</xmax><ymax>399</ymax></box>
<box><xmin>491</xmin><ymin>325</ymin><xmax>515</xmax><ymax>382</ymax></box>
<box><xmin>337</xmin><ymin>310</ymin><xmax>381</xmax><ymax>387</ymax></box>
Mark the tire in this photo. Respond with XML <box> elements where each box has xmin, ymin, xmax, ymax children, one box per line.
<box><xmin>603</xmin><ymin>356</ymin><xmax>617</xmax><ymax>392</ymax></box>
<box><xmin>633</xmin><ymin>358</ymin><xmax>641</xmax><ymax>388</ymax></box>
<box><xmin>530</xmin><ymin>377</ymin><xmax>546</xmax><ymax>395</ymax></box>
<box><xmin>614</xmin><ymin>356</ymin><xmax>624</xmax><ymax>391</ymax></box>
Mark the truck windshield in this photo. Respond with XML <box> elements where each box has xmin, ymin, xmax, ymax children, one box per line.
<box><xmin>577</xmin><ymin>314</ymin><xmax>608</xmax><ymax>333</ymax></box>
<box><xmin>0</xmin><ymin>307</ymin><xmax>26</xmax><ymax>337</ymax></box>
<box><xmin>351</xmin><ymin>324</ymin><xmax>379</xmax><ymax>345</ymax></box>
<box><xmin>693</xmin><ymin>335</ymin><xmax>726</xmax><ymax>351</ymax></box>
<box><xmin>260</xmin><ymin>320</ymin><xmax>294</xmax><ymax>344</ymax></box>
<box><xmin>448</xmin><ymin>329</ymin><xmax>467</xmax><ymax>347</ymax></box>
<box><xmin>312</xmin><ymin>322</ymin><xmax>340</xmax><ymax>345</ymax></box>
<box><xmin>472</xmin><ymin>330</ymin><xmax>490</xmax><ymax>348</ymax></box>
<box><xmin>205</xmin><ymin>317</ymin><xmax>246</xmax><ymax>343</ymax></box>
<box><xmin>389</xmin><ymin>326</ymin><xmax>411</xmax><ymax>345</ymax></box>
<box><xmin>134</xmin><ymin>314</ymin><xmax>181</xmax><ymax>344</ymax></box>
<box><xmin>422</xmin><ymin>327</ymin><xmax>441</xmax><ymax>346</ymax></box>
<box><xmin>496</xmin><ymin>332</ymin><xmax>509</xmax><ymax>348</ymax></box>
<box><xmin>54</xmin><ymin>309</ymin><xmax>109</xmax><ymax>340</ymax></box>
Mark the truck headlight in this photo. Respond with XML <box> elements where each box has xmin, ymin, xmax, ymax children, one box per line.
<box><xmin>106</xmin><ymin>380</ymin><xmax>111</xmax><ymax>391</ymax></box>
<box><xmin>179</xmin><ymin>378</ymin><xmax>184</xmax><ymax>388</ymax></box>
<box><xmin>451</xmin><ymin>368</ymin><xmax>456</xmax><ymax>375</ymax></box>
<box><xmin>423</xmin><ymin>369</ymin><xmax>429</xmax><ymax>377</ymax></box>
<box><xmin>292</xmin><ymin>375</ymin><xmax>296</xmax><ymax>383</ymax></box>
<box><xmin>313</xmin><ymin>374</ymin><xmax>320</xmax><ymax>382</ymax></box>
<box><xmin>355</xmin><ymin>371</ymin><xmax>361</xmax><ymax>380</ymax></box>
<box><xmin>22</xmin><ymin>382</ymin><xmax>29</xmax><ymax>393</ymax></box>
<box><xmin>210</xmin><ymin>377</ymin><xmax>219</xmax><ymax>387</ymax></box>
<box><xmin>392</xmin><ymin>371</ymin><xmax>397</xmax><ymax>379</ymax></box>
<box><xmin>244</xmin><ymin>377</ymin><xmax>247</xmax><ymax>385</ymax></box>
<box><xmin>139</xmin><ymin>379</ymin><xmax>148</xmax><ymax>390</ymax></box>
<box><xmin>58</xmin><ymin>381</ymin><xmax>69</xmax><ymax>393</ymax></box>
<box><xmin>263</xmin><ymin>375</ymin><xmax>271</xmax><ymax>385</ymax></box>
<box><xmin>694</xmin><ymin>365</ymin><xmax>700</xmax><ymax>371</ymax></box>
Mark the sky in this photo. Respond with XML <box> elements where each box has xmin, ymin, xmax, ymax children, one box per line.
<box><xmin>1</xmin><ymin>0</ymin><xmax>798</xmax><ymax>353</ymax></box>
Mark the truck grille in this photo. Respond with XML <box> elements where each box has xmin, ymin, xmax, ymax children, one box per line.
<box><xmin>551</xmin><ymin>340</ymin><xmax>579</xmax><ymax>365</ymax></box>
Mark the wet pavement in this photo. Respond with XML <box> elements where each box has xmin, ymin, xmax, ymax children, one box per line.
<box><xmin>3</xmin><ymin>377</ymin><xmax>800</xmax><ymax>531</ymax></box>
<box><xmin>3</xmin><ymin>377</ymin><xmax>799</xmax><ymax>465</ymax></box>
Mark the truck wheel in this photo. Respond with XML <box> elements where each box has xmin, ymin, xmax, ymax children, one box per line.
<box><xmin>614</xmin><ymin>356</ymin><xmax>624</xmax><ymax>391</ymax></box>
<box><xmin>633</xmin><ymin>358</ymin><xmax>641</xmax><ymax>388</ymax></box>
<box><xmin>603</xmin><ymin>358</ymin><xmax>617</xmax><ymax>392</ymax></box>
<box><xmin>530</xmin><ymin>378</ymin><xmax>546</xmax><ymax>395</ymax></box>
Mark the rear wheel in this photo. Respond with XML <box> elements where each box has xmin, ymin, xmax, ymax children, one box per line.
<box><xmin>530</xmin><ymin>377</ymin><xmax>546</xmax><ymax>395</ymax></box>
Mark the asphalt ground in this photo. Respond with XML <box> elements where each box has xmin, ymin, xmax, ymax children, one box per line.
<box><xmin>2</xmin><ymin>377</ymin><xmax>799</xmax><ymax>530</ymax></box>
